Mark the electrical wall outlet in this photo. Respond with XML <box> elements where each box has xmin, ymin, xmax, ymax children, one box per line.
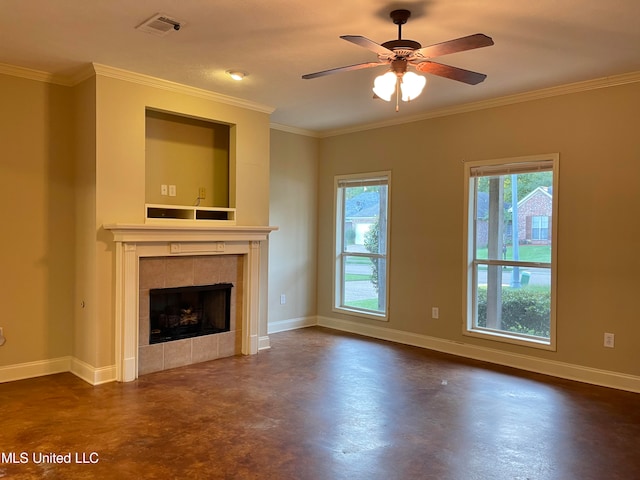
<box><xmin>604</xmin><ymin>332</ymin><xmax>615</xmax><ymax>348</ymax></box>
<box><xmin>431</xmin><ymin>307</ymin><xmax>439</xmax><ymax>319</ymax></box>
<box><xmin>169</xmin><ymin>185</ymin><xmax>177</xmax><ymax>197</ymax></box>
<box><xmin>280</xmin><ymin>294</ymin><xmax>286</xmax><ymax>305</ymax></box>
<box><xmin>0</xmin><ymin>327</ymin><xmax>6</xmax><ymax>346</ymax></box>
<box><xmin>199</xmin><ymin>187</ymin><xmax>206</xmax><ymax>199</ymax></box>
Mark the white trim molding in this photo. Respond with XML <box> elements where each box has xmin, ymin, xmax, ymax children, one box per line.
<box><xmin>0</xmin><ymin>62</ymin><xmax>276</xmax><ymax>113</ymax></box>
<box><xmin>268</xmin><ymin>316</ymin><xmax>318</xmax><ymax>334</ymax></box>
<box><xmin>0</xmin><ymin>357</ymin><xmax>72</xmax><ymax>383</ymax></box>
<box><xmin>317</xmin><ymin>315</ymin><xmax>640</xmax><ymax>394</ymax></box>
<box><xmin>92</xmin><ymin>64</ymin><xmax>274</xmax><ymax>114</ymax></box>
<box><xmin>0</xmin><ymin>356</ymin><xmax>116</xmax><ymax>386</ymax></box>
<box><xmin>258</xmin><ymin>336</ymin><xmax>272</xmax><ymax>351</ymax></box>
<box><xmin>269</xmin><ymin>123</ymin><xmax>321</xmax><ymax>138</ymax></box>
<box><xmin>70</xmin><ymin>358</ymin><xmax>117</xmax><ymax>386</ymax></box>
<box><xmin>2</xmin><ymin>61</ymin><xmax>638</xmax><ymax>138</ymax></box>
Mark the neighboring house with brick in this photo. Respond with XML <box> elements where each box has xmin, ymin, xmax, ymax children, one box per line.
<box><xmin>475</xmin><ymin>187</ymin><xmax>552</xmax><ymax>247</ymax></box>
<box><xmin>517</xmin><ymin>186</ymin><xmax>553</xmax><ymax>245</ymax></box>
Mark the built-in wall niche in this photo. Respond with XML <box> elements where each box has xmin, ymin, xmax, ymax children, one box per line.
<box><xmin>145</xmin><ymin>109</ymin><xmax>236</xmax><ymax>223</ymax></box>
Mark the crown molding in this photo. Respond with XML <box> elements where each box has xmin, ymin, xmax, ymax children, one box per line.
<box><xmin>0</xmin><ymin>62</ymin><xmax>75</xmax><ymax>86</ymax></box>
<box><xmin>0</xmin><ymin>61</ymin><xmax>274</xmax><ymax>115</ymax></box>
<box><xmin>269</xmin><ymin>122</ymin><xmax>321</xmax><ymax>138</ymax></box>
<box><xmin>319</xmin><ymin>71</ymin><xmax>640</xmax><ymax>138</ymax></box>
<box><xmin>2</xmin><ymin>61</ymin><xmax>638</xmax><ymax>136</ymax></box>
<box><xmin>91</xmin><ymin>64</ymin><xmax>275</xmax><ymax>114</ymax></box>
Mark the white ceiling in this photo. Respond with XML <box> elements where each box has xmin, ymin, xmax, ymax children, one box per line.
<box><xmin>1</xmin><ymin>0</ymin><xmax>639</xmax><ymax>134</ymax></box>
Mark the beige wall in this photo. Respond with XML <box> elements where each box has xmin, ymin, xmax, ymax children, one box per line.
<box><xmin>268</xmin><ymin>130</ymin><xmax>319</xmax><ymax>325</ymax></box>
<box><xmin>0</xmin><ymin>73</ymin><xmax>75</xmax><ymax>366</ymax></box>
<box><xmin>317</xmin><ymin>81</ymin><xmax>640</xmax><ymax>377</ymax></box>
<box><xmin>145</xmin><ymin>110</ymin><xmax>230</xmax><ymax>207</ymax></box>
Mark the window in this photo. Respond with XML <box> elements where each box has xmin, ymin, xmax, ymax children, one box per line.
<box><xmin>464</xmin><ymin>155</ymin><xmax>558</xmax><ymax>348</ymax></box>
<box><xmin>531</xmin><ymin>216</ymin><xmax>549</xmax><ymax>240</ymax></box>
<box><xmin>334</xmin><ymin>172</ymin><xmax>390</xmax><ymax>319</ymax></box>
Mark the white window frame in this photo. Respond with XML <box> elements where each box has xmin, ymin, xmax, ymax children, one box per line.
<box><xmin>333</xmin><ymin>171</ymin><xmax>391</xmax><ymax>321</ymax></box>
<box><xmin>463</xmin><ymin>154</ymin><xmax>558</xmax><ymax>350</ymax></box>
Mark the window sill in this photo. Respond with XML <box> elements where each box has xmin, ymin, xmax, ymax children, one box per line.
<box><xmin>464</xmin><ymin>327</ymin><xmax>556</xmax><ymax>351</ymax></box>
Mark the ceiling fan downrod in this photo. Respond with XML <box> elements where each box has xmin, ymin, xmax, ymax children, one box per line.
<box><xmin>382</xmin><ymin>10</ymin><xmax>422</xmax><ymax>53</ymax></box>
<box><xmin>390</xmin><ymin>9</ymin><xmax>411</xmax><ymax>40</ymax></box>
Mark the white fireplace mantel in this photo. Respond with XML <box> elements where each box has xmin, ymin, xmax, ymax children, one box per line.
<box><xmin>104</xmin><ymin>223</ymin><xmax>277</xmax><ymax>382</ymax></box>
<box><xmin>106</xmin><ymin>223</ymin><xmax>277</xmax><ymax>243</ymax></box>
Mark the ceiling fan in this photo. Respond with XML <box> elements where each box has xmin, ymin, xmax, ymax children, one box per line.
<box><xmin>302</xmin><ymin>9</ymin><xmax>494</xmax><ymax>107</ymax></box>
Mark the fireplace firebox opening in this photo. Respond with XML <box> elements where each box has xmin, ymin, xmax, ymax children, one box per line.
<box><xmin>149</xmin><ymin>283</ymin><xmax>232</xmax><ymax>344</ymax></box>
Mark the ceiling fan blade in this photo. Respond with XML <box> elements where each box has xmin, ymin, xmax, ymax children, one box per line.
<box><xmin>302</xmin><ymin>61</ymin><xmax>385</xmax><ymax>80</ymax></box>
<box><xmin>416</xmin><ymin>33</ymin><xmax>494</xmax><ymax>59</ymax></box>
<box><xmin>414</xmin><ymin>61</ymin><xmax>487</xmax><ymax>85</ymax></box>
<box><xmin>340</xmin><ymin>35</ymin><xmax>395</xmax><ymax>57</ymax></box>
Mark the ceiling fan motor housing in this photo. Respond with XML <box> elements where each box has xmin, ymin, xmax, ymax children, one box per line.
<box><xmin>381</xmin><ymin>39</ymin><xmax>422</xmax><ymax>54</ymax></box>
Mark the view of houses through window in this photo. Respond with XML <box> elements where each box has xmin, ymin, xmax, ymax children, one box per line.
<box><xmin>466</xmin><ymin>156</ymin><xmax>557</xmax><ymax>346</ymax></box>
<box><xmin>334</xmin><ymin>172</ymin><xmax>390</xmax><ymax>318</ymax></box>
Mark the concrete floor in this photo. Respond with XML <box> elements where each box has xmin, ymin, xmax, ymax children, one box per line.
<box><xmin>1</xmin><ymin>327</ymin><xmax>638</xmax><ymax>479</ymax></box>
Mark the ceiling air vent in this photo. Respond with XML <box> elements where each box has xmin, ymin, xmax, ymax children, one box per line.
<box><xmin>136</xmin><ymin>13</ymin><xmax>183</xmax><ymax>37</ymax></box>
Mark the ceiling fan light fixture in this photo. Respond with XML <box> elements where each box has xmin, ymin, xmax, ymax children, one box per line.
<box><xmin>400</xmin><ymin>72</ymin><xmax>426</xmax><ymax>101</ymax></box>
<box><xmin>226</xmin><ymin>70</ymin><xmax>247</xmax><ymax>81</ymax></box>
<box><xmin>372</xmin><ymin>71</ymin><xmax>397</xmax><ymax>101</ymax></box>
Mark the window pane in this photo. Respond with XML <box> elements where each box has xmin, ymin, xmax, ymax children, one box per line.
<box><xmin>474</xmin><ymin>265</ymin><xmax>551</xmax><ymax>339</ymax></box>
<box><xmin>343</xmin><ymin>185</ymin><xmax>387</xmax><ymax>254</ymax></box>
<box><xmin>474</xmin><ymin>172</ymin><xmax>552</xmax><ymax>263</ymax></box>
<box><xmin>342</xmin><ymin>256</ymin><xmax>386</xmax><ymax>313</ymax></box>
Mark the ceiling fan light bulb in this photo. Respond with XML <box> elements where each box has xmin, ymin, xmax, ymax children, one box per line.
<box><xmin>401</xmin><ymin>72</ymin><xmax>426</xmax><ymax>101</ymax></box>
<box><xmin>372</xmin><ymin>71</ymin><xmax>397</xmax><ymax>102</ymax></box>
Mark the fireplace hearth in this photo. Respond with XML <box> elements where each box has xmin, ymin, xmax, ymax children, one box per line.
<box><xmin>149</xmin><ymin>283</ymin><xmax>232</xmax><ymax>344</ymax></box>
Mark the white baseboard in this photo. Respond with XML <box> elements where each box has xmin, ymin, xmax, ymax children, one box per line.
<box><xmin>0</xmin><ymin>356</ymin><xmax>117</xmax><ymax>386</ymax></box>
<box><xmin>70</xmin><ymin>358</ymin><xmax>117</xmax><ymax>385</ymax></box>
<box><xmin>317</xmin><ymin>315</ymin><xmax>640</xmax><ymax>393</ymax></box>
<box><xmin>268</xmin><ymin>316</ymin><xmax>318</xmax><ymax>334</ymax></box>
<box><xmin>258</xmin><ymin>335</ymin><xmax>271</xmax><ymax>351</ymax></box>
<box><xmin>0</xmin><ymin>356</ymin><xmax>72</xmax><ymax>383</ymax></box>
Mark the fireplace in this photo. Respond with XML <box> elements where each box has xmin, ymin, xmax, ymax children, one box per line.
<box><xmin>138</xmin><ymin>254</ymin><xmax>242</xmax><ymax>376</ymax></box>
<box><xmin>149</xmin><ymin>283</ymin><xmax>232</xmax><ymax>344</ymax></box>
<box><xmin>105</xmin><ymin>223</ymin><xmax>276</xmax><ymax>382</ymax></box>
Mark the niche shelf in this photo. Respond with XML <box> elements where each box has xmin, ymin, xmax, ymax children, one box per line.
<box><xmin>145</xmin><ymin>204</ymin><xmax>236</xmax><ymax>225</ymax></box>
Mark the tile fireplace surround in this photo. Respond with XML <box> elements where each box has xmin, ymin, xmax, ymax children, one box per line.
<box><xmin>138</xmin><ymin>254</ymin><xmax>241</xmax><ymax>376</ymax></box>
<box><xmin>105</xmin><ymin>224</ymin><xmax>276</xmax><ymax>382</ymax></box>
